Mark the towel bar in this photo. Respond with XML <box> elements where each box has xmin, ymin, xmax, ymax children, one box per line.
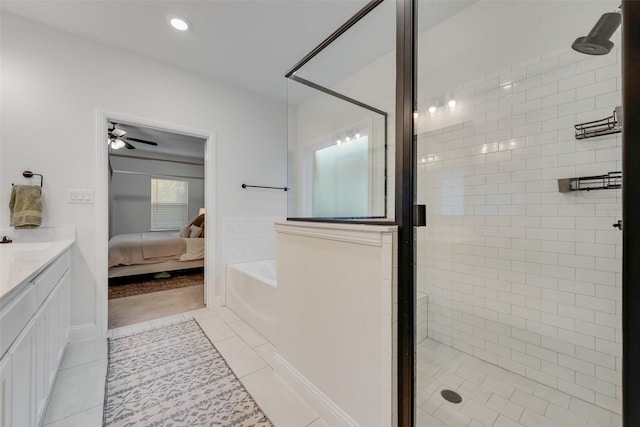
<box><xmin>242</xmin><ymin>184</ymin><xmax>288</xmax><ymax>191</ymax></box>
<box><xmin>12</xmin><ymin>170</ymin><xmax>43</xmax><ymax>187</ymax></box>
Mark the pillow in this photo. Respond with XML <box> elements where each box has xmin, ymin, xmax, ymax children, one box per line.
<box><xmin>179</xmin><ymin>225</ymin><xmax>190</xmax><ymax>238</ymax></box>
<box><xmin>190</xmin><ymin>213</ymin><xmax>205</xmax><ymax>228</ymax></box>
<box><xmin>189</xmin><ymin>213</ymin><xmax>205</xmax><ymax>238</ymax></box>
<box><xmin>189</xmin><ymin>224</ymin><xmax>202</xmax><ymax>238</ymax></box>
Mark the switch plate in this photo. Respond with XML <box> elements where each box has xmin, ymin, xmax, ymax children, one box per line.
<box><xmin>67</xmin><ymin>188</ymin><xmax>94</xmax><ymax>204</ymax></box>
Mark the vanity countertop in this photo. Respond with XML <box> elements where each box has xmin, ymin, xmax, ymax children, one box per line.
<box><xmin>0</xmin><ymin>238</ymin><xmax>74</xmax><ymax>308</ymax></box>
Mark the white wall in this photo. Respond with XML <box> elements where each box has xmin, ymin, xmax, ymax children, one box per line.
<box><xmin>275</xmin><ymin>221</ymin><xmax>396</xmax><ymax>427</ymax></box>
<box><xmin>109</xmin><ymin>156</ymin><xmax>205</xmax><ymax>237</ymax></box>
<box><xmin>0</xmin><ymin>13</ymin><xmax>287</xmax><ymax>337</ymax></box>
<box><xmin>223</xmin><ymin>217</ymin><xmax>282</xmax><ymax>265</ymax></box>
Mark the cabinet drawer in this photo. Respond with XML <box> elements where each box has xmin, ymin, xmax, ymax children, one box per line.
<box><xmin>34</xmin><ymin>250</ymin><xmax>70</xmax><ymax>308</ymax></box>
<box><xmin>0</xmin><ymin>284</ymin><xmax>36</xmax><ymax>357</ymax></box>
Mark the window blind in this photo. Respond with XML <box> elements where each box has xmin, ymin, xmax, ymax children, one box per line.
<box><xmin>151</xmin><ymin>178</ymin><xmax>188</xmax><ymax>230</ymax></box>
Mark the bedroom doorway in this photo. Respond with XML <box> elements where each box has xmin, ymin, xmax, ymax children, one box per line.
<box><xmin>99</xmin><ymin>115</ymin><xmax>215</xmax><ymax>331</ymax></box>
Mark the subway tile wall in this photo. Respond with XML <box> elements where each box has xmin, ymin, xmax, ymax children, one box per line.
<box><xmin>223</xmin><ymin>217</ymin><xmax>282</xmax><ymax>264</ymax></box>
<box><xmin>416</xmin><ymin>39</ymin><xmax>622</xmax><ymax>414</ymax></box>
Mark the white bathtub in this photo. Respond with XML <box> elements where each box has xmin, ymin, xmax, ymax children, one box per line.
<box><xmin>226</xmin><ymin>259</ymin><xmax>276</xmax><ymax>344</ymax></box>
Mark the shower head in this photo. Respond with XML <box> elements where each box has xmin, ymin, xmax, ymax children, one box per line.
<box><xmin>572</xmin><ymin>11</ymin><xmax>621</xmax><ymax>55</ymax></box>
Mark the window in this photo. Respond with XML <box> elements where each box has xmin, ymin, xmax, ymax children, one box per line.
<box><xmin>312</xmin><ymin>135</ymin><xmax>370</xmax><ymax>217</ymax></box>
<box><xmin>150</xmin><ymin>178</ymin><xmax>188</xmax><ymax>230</ymax></box>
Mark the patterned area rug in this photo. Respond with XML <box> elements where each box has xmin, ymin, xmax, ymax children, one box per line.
<box><xmin>103</xmin><ymin>320</ymin><xmax>273</xmax><ymax>427</ymax></box>
<box><xmin>108</xmin><ymin>269</ymin><xmax>203</xmax><ymax>299</ymax></box>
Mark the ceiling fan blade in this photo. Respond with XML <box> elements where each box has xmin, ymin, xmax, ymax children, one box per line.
<box><xmin>124</xmin><ymin>136</ymin><xmax>158</xmax><ymax>146</ymax></box>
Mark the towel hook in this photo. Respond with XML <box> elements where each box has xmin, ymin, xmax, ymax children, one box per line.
<box><xmin>22</xmin><ymin>170</ymin><xmax>43</xmax><ymax>187</ymax></box>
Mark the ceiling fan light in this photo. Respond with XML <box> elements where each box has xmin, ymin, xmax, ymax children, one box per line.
<box><xmin>110</xmin><ymin>139</ymin><xmax>125</xmax><ymax>150</ymax></box>
<box><xmin>112</xmin><ymin>128</ymin><xmax>126</xmax><ymax>137</ymax></box>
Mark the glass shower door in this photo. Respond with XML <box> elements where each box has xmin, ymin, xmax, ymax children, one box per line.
<box><xmin>414</xmin><ymin>1</ymin><xmax>623</xmax><ymax>425</ymax></box>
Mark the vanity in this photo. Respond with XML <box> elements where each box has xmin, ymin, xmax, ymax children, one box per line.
<box><xmin>0</xmin><ymin>229</ymin><xmax>74</xmax><ymax>427</ymax></box>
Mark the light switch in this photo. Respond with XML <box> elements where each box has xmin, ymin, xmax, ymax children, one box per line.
<box><xmin>67</xmin><ymin>188</ymin><xmax>94</xmax><ymax>204</ymax></box>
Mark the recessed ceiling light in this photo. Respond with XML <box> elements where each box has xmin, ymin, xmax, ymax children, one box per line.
<box><xmin>170</xmin><ymin>17</ymin><xmax>190</xmax><ymax>31</ymax></box>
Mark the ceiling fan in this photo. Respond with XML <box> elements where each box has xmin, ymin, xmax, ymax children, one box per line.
<box><xmin>108</xmin><ymin>122</ymin><xmax>159</xmax><ymax>150</ymax></box>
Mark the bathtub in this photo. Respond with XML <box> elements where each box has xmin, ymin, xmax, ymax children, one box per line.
<box><xmin>226</xmin><ymin>259</ymin><xmax>276</xmax><ymax>344</ymax></box>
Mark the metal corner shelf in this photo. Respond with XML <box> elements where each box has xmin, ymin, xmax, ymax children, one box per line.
<box><xmin>558</xmin><ymin>171</ymin><xmax>622</xmax><ymax>193</ymax></box>
<box><xmin>575</xmin><ymin>108</ymin><xmax>622</xmax><ymax>139</ymax></box>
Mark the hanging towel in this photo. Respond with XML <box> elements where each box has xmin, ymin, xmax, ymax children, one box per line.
<box><xmin>9</xmin><ymin>185</ymin><xmax>42</xmax><ymax>228</ymax></box>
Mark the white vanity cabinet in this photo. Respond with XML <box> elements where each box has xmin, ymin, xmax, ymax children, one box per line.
<box><xmin>0</xmin><ymin>349</ymin><xmax>12</xmax><ymax>426</ymax></box>
<box><xmin>0</xmin><ymin>248</ymin><xmax>71</xmax><ymax>427</ymax></box>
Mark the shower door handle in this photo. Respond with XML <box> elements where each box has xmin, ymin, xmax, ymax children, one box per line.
<box><xmin>414</xmin><ymin>205</ymin><xmax>426</xmax><ymax>227</ymax></box>
<box><xmin>613</xmin><ymin>220</ymin><xmax>622</xmax><ymax>231</ymax></box>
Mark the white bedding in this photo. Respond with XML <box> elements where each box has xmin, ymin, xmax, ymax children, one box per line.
<box><xmin>180</xmin><ymin>237</ymin><xmax>205</xmax><ymax>261</ymax></box>
<box><xmin>108</xmin><ymin>232</ymin><xmax>204</xmax><ymax>268</ymax></box>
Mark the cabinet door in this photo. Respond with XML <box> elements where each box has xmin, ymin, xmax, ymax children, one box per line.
<box><xmin>35</xmin><ymin>302</ymin><xmax>52</xmax><ymax>425</ymax></box>
<box><xmin>10</xmin><ymin>321</ymin><xmax>36</xmax><ymax>427</ymax></box>
<box><xmin>0</xmin><ymin>355</ymin><xmax>11</xmax><ymax>427</ymax></box>
<box><xmin>45</xmin><ymin>295</ymin><xmax>57</xmax><ymax>391</ymax></box>
<box><xmin>55</xmin><ymin>272</ymin><xmax>70</xmax><ymax>366</ymax></box>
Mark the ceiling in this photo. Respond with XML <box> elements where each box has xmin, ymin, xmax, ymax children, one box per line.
<box><xmin>108</xmin><ymin>122</ymin><xmax>205</xmax><ymax>160</ymax></box>
<box><xmin>1</xmin><ymin>0</ymin><xmax>370</xmax><ymax>101</ymax></box>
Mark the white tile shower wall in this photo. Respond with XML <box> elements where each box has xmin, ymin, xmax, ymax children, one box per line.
<box><xmin>223</xmin><ymin>217</ymin><xmax>283</xmax><ymax>264</ymax></box>
<box><xmin>416</xmin><ymin>40</ymin><xmax>622</xmax><ymax>414</ymax></box>
<box><xmin>417</xmin><ymin>293</ymin><xmax>429</xmax><ymax>343</ymax></box>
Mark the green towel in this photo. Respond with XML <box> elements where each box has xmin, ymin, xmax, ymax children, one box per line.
<box><xmin>9</xmin><ymin>185</ymin><xmax>42</xmax><ymax>228</ymax></box>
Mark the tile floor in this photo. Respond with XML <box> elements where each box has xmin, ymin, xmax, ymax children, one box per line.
<box><xmin>42</xmin><ymin>308</ymin><xmax>623</xmax><ymax>427</ymax></box>
<box><xmin>416</xmin><ymin>338</ymin><xmax>622</xmax><ymax>427</ymax></box>
<box><xmin>42</xmin><ymin>307</ymin><xmax>328</xmax><ymax>427</ymax></box>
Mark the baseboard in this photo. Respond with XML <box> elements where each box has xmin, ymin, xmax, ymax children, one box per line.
<box><xmin>69</xmin><ymin>323</ymin><xmax>100</xmax><ymax>342</ymax></box>
<box><xmin>273</xmin><ymin>353</ymin><xmax>361</xmax><ymax>427</ymax></box>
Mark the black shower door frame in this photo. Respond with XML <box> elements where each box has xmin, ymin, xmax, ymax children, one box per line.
<box><xmin>621</xmin><ymin>1</ymin><xmax>640</xmax><ymax>425</ymax></box>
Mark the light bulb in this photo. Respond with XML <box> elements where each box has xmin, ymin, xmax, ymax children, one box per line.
<box><xmin>170</xmin><ymin>17</ymin><xmax>190</xmax><ymax>31</ymax></box>
<box><xmin>345</xmin><ymin>136</ymin><xmax>351</xmax><ymax>142</ymax></box>
<box><xmin>336</xmin><ymin>139</ymin><xmax>342</xmax><ymax>145</ymax></box>
<box><xmin>448</xmin><ymin>99</ymin><xmax>457</xmax><ymax>110</ymax></box>
<box><xmin>413</xmin><ymin>111</ymin><xmax>419</xmax><ymax>120</ymax></box>
<box><xmin>355</xmin><ymin>133</ymin><xmax>361</xmax><ymax>139</ymax></box>
<box><xmin>110</xmin><ymin>139</ymin><xmax>125</xmax><ymax>150</ymax></box>
<box><xmin>428</xmin><ymin>106</ymin><xmax>437</xmax><ymax>115</ymax></box>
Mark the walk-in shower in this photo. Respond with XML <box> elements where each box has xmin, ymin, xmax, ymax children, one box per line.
<box><xmin>413</xmin><ymin>0</ymin><xmax>623</xmax><ymax>425</ymax></box>
<box><xmin>286</xmin><ymin>0</ymin><xmax>628</xmax><ymax>425</ymax></box>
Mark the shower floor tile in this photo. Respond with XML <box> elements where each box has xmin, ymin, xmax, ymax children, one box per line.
<box><xmin>416</xmin><ymin>338</ymin><xmax>622</xmax><ymax>427</ymax></box>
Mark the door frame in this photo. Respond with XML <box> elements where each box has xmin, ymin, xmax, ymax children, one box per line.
<box><xmin>95</xmin><ymin>110</ymin><xmax>217</xmax><ymax>336</ymax></box>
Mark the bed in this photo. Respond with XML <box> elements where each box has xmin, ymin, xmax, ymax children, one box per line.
<box><xmin>108</xmin><ymin>231</ymin><xmax>204</xmax><ymax>278</ymax></box>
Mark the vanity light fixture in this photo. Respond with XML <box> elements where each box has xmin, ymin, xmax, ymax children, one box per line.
<box><xmin>170</xmin><ymin>16</ymin><xmax>190</xmax><ymax>31</ymax></box>
<box><xmin>336</xmin><ymin>130</ymin><xmax>365</xmax><ymax>145</ymax></box>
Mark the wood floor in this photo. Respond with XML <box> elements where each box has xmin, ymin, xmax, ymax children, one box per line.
<box><xmin>108</xmin><ymin>284</ymin><xmax>204</xmax><ymax>329</ymax></box>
